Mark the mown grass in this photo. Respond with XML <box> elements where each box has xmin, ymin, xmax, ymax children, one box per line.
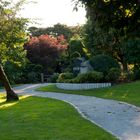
<box><xmin>37</xmin><ymin>80</ymin><xmax>140</xmax><ymax>107</ymax></box>
<box><xmin>0</xmin><ymin>94</ymin><xmax>116</xmax><ymax>140</ymax></box>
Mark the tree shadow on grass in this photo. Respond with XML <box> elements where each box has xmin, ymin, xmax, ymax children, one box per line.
<box><xmin>0</xmin><ymin>94</ymin><xmax>30</xmax><ymax>109</ymax></box>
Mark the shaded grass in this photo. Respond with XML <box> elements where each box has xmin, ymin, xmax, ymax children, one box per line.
<box><xmin>37</xmin><ymin>81</ymin><xmax>140</xmax><ymax>107</ymax></box>
<box><xmin>0</xmin><ymin>94</ymin><xmax>116</xmax><ymax>140</ymax></box>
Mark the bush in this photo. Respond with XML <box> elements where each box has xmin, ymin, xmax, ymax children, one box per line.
<box><xmin>20</xmin><ymin>63</ymin><xmax>43</xmax><ymax>83</ymax></box>
<box><xmin>105</xmin><ymin>68</ymin><xmax>121</xmax><ymax>82</ymax></box>
<box><xmin>57</xmin><ymin>71</ymin><xmax>104</xmax><ymax>83</ymax></box>
<box><xmin>4</xmin><ymin>61</ymin><xmax>43</xmax><ymax>84</ymax></box>
<box><xmin>26</xmin><ymin>72</ymin><xmax>39</xmax><ymax>83</ymax></box>
<box><xmin>57</xmin><ymin>72</ymin><xmax>74</xmax><ymax>83</ymax></box>
<box><xmin>50</xmin><ymin>73</ymin><xmax>59</xmax><ymax>83</ymax></box>
<box><xmin>90</xmin><ymin>54</ymin><xmax>120</xmax><ymax>75</ymax></box>
<box><xmin>73</xmin><ymin>71</ymin><xmax>104</xmax><ymax>83</ymax></box>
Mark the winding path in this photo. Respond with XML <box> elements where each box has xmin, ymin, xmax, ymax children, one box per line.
<box><xmin>1</xmin><ymin>84</ymin><xmax>140</xmax><ymax>140</ymax></box>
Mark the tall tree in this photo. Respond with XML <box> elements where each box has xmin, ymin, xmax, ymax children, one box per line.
<box><xmin>28</xmin><ymin>23</ymin><xmax>82</xmax><ymax>41</ymax></box>
<box><xmin>0</xmin><ymin>0</ymin><xmax>28</xmax><ymax>101</ymax></box>
<box><xmin>75</xmin><ymin>0</ymin><xmax>140</xmax><ymax>71</ymax></box>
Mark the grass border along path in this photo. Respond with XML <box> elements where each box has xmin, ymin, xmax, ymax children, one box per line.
<box><xmin>37</xmin><ymin>80</ymin><xmax>140</xmax><ymax>107</ymax></box>
<box><xmin>0</xmin><ymin>94</ymin><xmax>116</xmax><ymax>140</ymax></box>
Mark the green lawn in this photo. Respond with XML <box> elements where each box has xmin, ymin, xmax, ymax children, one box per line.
<box><xmin>0</xmin><ymin>94</ymin><xmax>116</xmax><ymax>140</ymax></box>
<box><xmin>37</xmin><ymin>80</ymin><xmax>140</xmax><ymax>107</ymax></box>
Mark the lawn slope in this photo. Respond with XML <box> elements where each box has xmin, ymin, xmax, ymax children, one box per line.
<box><xmin>0</xmin><ymin>94</ymin><xmax>116</xmax><ymax>140</ymax></box>
<box><xmin>37</xmin><ymin>81</ymin><xmax>140</xmax><ymax>107</ymax></box>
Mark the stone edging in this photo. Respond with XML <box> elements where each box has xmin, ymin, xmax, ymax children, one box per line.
<box><xmin>56</xmin><ymin>83</ymin><xmax>111</xmax><ymax>90</ymax></box>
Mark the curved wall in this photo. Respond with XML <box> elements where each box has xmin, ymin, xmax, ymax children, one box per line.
<box><xmin>56</xmin><ymin>83</ymin><xmax>111</xmax><ymax>90</ymax></box>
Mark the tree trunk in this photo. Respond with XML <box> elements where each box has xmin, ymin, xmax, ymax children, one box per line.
<box><xmin>0</xmin><ymin>64</ymin><xmax>19</xmax><ymax>102</ymax></box>
<box><xmin>118</xmin><ymin>55</ymin><xmax>128</xmax><ymax>72</ymax></box>
<box><xmin>122</xmin><ymin>62</ymin><xmax>128</xmax><ymax>72</ymax></box>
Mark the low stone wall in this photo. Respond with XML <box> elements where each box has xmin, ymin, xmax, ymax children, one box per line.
<box><xmin>56</xmin><ymin>83</ymin><xmax>111</xmax><ymax>90</ymax></box>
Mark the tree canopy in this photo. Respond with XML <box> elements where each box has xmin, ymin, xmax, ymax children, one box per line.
<box><xmin>24</xmin><ymin>34</ymin><xmax>68</xmax><ymax>74</ymax></box>
<box><xmin>0</xmin><ymin>0</ymin><xmax>29</xmax><ymax>101</ymax></box>
<box><xmin>0</xmin><ymin>0</ymin><xmax>28</xmax><ymax>65</ymax></box>
<box><xmin>28</xmin><ymin>23</ymin><xmax>82</xmax><ymax>41</ymax></box>
<box><xmin>75</xmin><ymin>0</ymin><xmax>140</xmax><ymax>71</ymax></box>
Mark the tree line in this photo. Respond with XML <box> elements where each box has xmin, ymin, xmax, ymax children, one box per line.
<box><xmin>0</xmin><ymin>0</ymin><xmax>140</xmax><ymax>101</ymax></box>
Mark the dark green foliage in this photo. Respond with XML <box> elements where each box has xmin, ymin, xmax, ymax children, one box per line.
<box><xmin>132</xmin><ymin>66</ymin><xmax>140</xmax><ymax>80</ymax></box>
<box><xmin>134</xmin><ymin>69</ymin><xmax>140</xmax><ymax>80</ymax></box>
<box><xmin>124</xmin><ymin>39</ymin><xmax>140</xmax><ymax>65</ymax></box>
<box><xmin>76</xmin><ymin>0</ymin><xmax>140</xmax><ymax>30</ymax></box>
<box><xmin>4</xmin><ymin>62</ymin><xmax>22</xmax><ymax>84</ymax></box>
<box><xmin>126</xmin><ymin>72</ymin><xmax>135</xmax><ymax>81</ymax></box>
<box><xmin>0</xmin><ymin>82</ymin><xmax>3</xmax><ymax>87</ymax></box>
<box><xmin>50</xmin><ymin>73</ymin><xmax>59</xmax><ymax>83</ymax></box>
<box><xmin>90</xmin><ymin>55</ymin><xmax>120</xmax><ymax>75</ymax></box>
<box><xmin>75</xmin><ymin>0</ymin><xmax>140</xmax><ymax>71</ymax></box>
<box><xmin>69</xmin><ymin>37</ymin><xmax>86</xmax><ymax>58</ymax></box>
<box><xmin>57</xmin><ymin>72</ymin><xmax>74</xmax><ymax>83</ymax></box>
<box><xmin>21</xmin><ymin>63</ymin><xmax>43</xmax><ymax>83</ymax></box>
<box><xmin>4</xmin><ymin>61</ymin><xmax>43</xmax><ymax>84</ymax></box>
<box><xmin>105</xmin><ymin>68</ymin><xmax>121</xmax><ymax>82</ymax></box>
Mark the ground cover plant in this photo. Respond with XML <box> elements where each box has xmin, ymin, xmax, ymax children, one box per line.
<box><xmin>0</xmin><ymin>94</ymin><xmax>116</xmax><ymax>140</ymax></box>
<box><xmin>37</xmin><ymin>80</ymin><xmax>140</xmax><ymax>107</ymax></box>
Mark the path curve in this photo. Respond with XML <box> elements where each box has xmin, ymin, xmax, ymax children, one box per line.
<box><xmin>1</xmin><ymin>84</ymin><xmax>140</xmax><ymax>140</ymax></box>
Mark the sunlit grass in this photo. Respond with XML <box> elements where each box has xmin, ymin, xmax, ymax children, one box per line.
<box><xmin>0</xmin><ymin>94</ymin><xmax>6</xmax><ymax>103</ymax></box>
<box><xmin>37</xmin><ymin>80</ymin><xmax>140</xmax><ymax>107</ymax></box>
<box><xmin>0</xmin><ymin>102</ymin><xmax>18</xmax><ymax>109</ymax></box>
<box><xmin>0</xmin><ymin>94</ymin><xmax>117</xmax><ymax>140</ymax></box>
<box><xmin>0</xmin><ymin>95</ymin><xmax>30</xmax><ymax>109</ymax></box>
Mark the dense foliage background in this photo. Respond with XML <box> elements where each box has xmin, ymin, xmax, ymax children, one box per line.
<box><xmin>1</xmin><ymin>0</ymin><xmax>140</xmax><ymax>85</ymax></box>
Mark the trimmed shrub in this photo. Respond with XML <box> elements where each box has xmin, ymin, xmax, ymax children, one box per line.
<box><xmin>70</xmin><ymin>71</ymin><xmax>104</xmax><ymax>83</ymax></box>
<box><xmin>105</xmin><ymin>68</ymin><xmax>121</xmax><ymax>82</ymax></box>
<box><xmin>90</xmin><ymin>54</ymin><xmax>120</xmax><ymax>75</ymax></box>
<box><xmin>57</xmin><ymin>71</ymin><xmax>104</xmax><ymax>83</ymax></box>
<box><xmin>57</xmin><ymin>72</ymin><xmax>74</xmax><ymax>83</ymax></box>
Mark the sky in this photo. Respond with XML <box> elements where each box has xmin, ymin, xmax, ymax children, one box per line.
<box><xmin>19</xmin><ymin>0</ymin><xmax>87</xmax><ymax>27</ymax></box>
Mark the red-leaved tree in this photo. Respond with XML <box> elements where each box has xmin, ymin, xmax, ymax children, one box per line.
<box><xmin>24</xmin><ymin>34</ymin><xmax>68</xmax><ymax>74</ymax></box>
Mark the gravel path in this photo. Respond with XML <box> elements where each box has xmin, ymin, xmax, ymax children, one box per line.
<box><xmin>1</xmin><ymin>84</ymin><xmax>140</xmax><ymax>140</ymax></box>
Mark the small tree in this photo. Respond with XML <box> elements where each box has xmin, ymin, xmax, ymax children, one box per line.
<box><xmin>74</xmin><ymin>0</ymin><xmax>140</xmax><ymax>71</ymax></box>
<box><xmin>0</xmin><ymin>0</ymin><xmax>28</xmax><ymax>101</ymax></box>
<box><xmin>24</xmin><ymin>34</ymin><xmax>68</xmax><ymax>74</ymax></box>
